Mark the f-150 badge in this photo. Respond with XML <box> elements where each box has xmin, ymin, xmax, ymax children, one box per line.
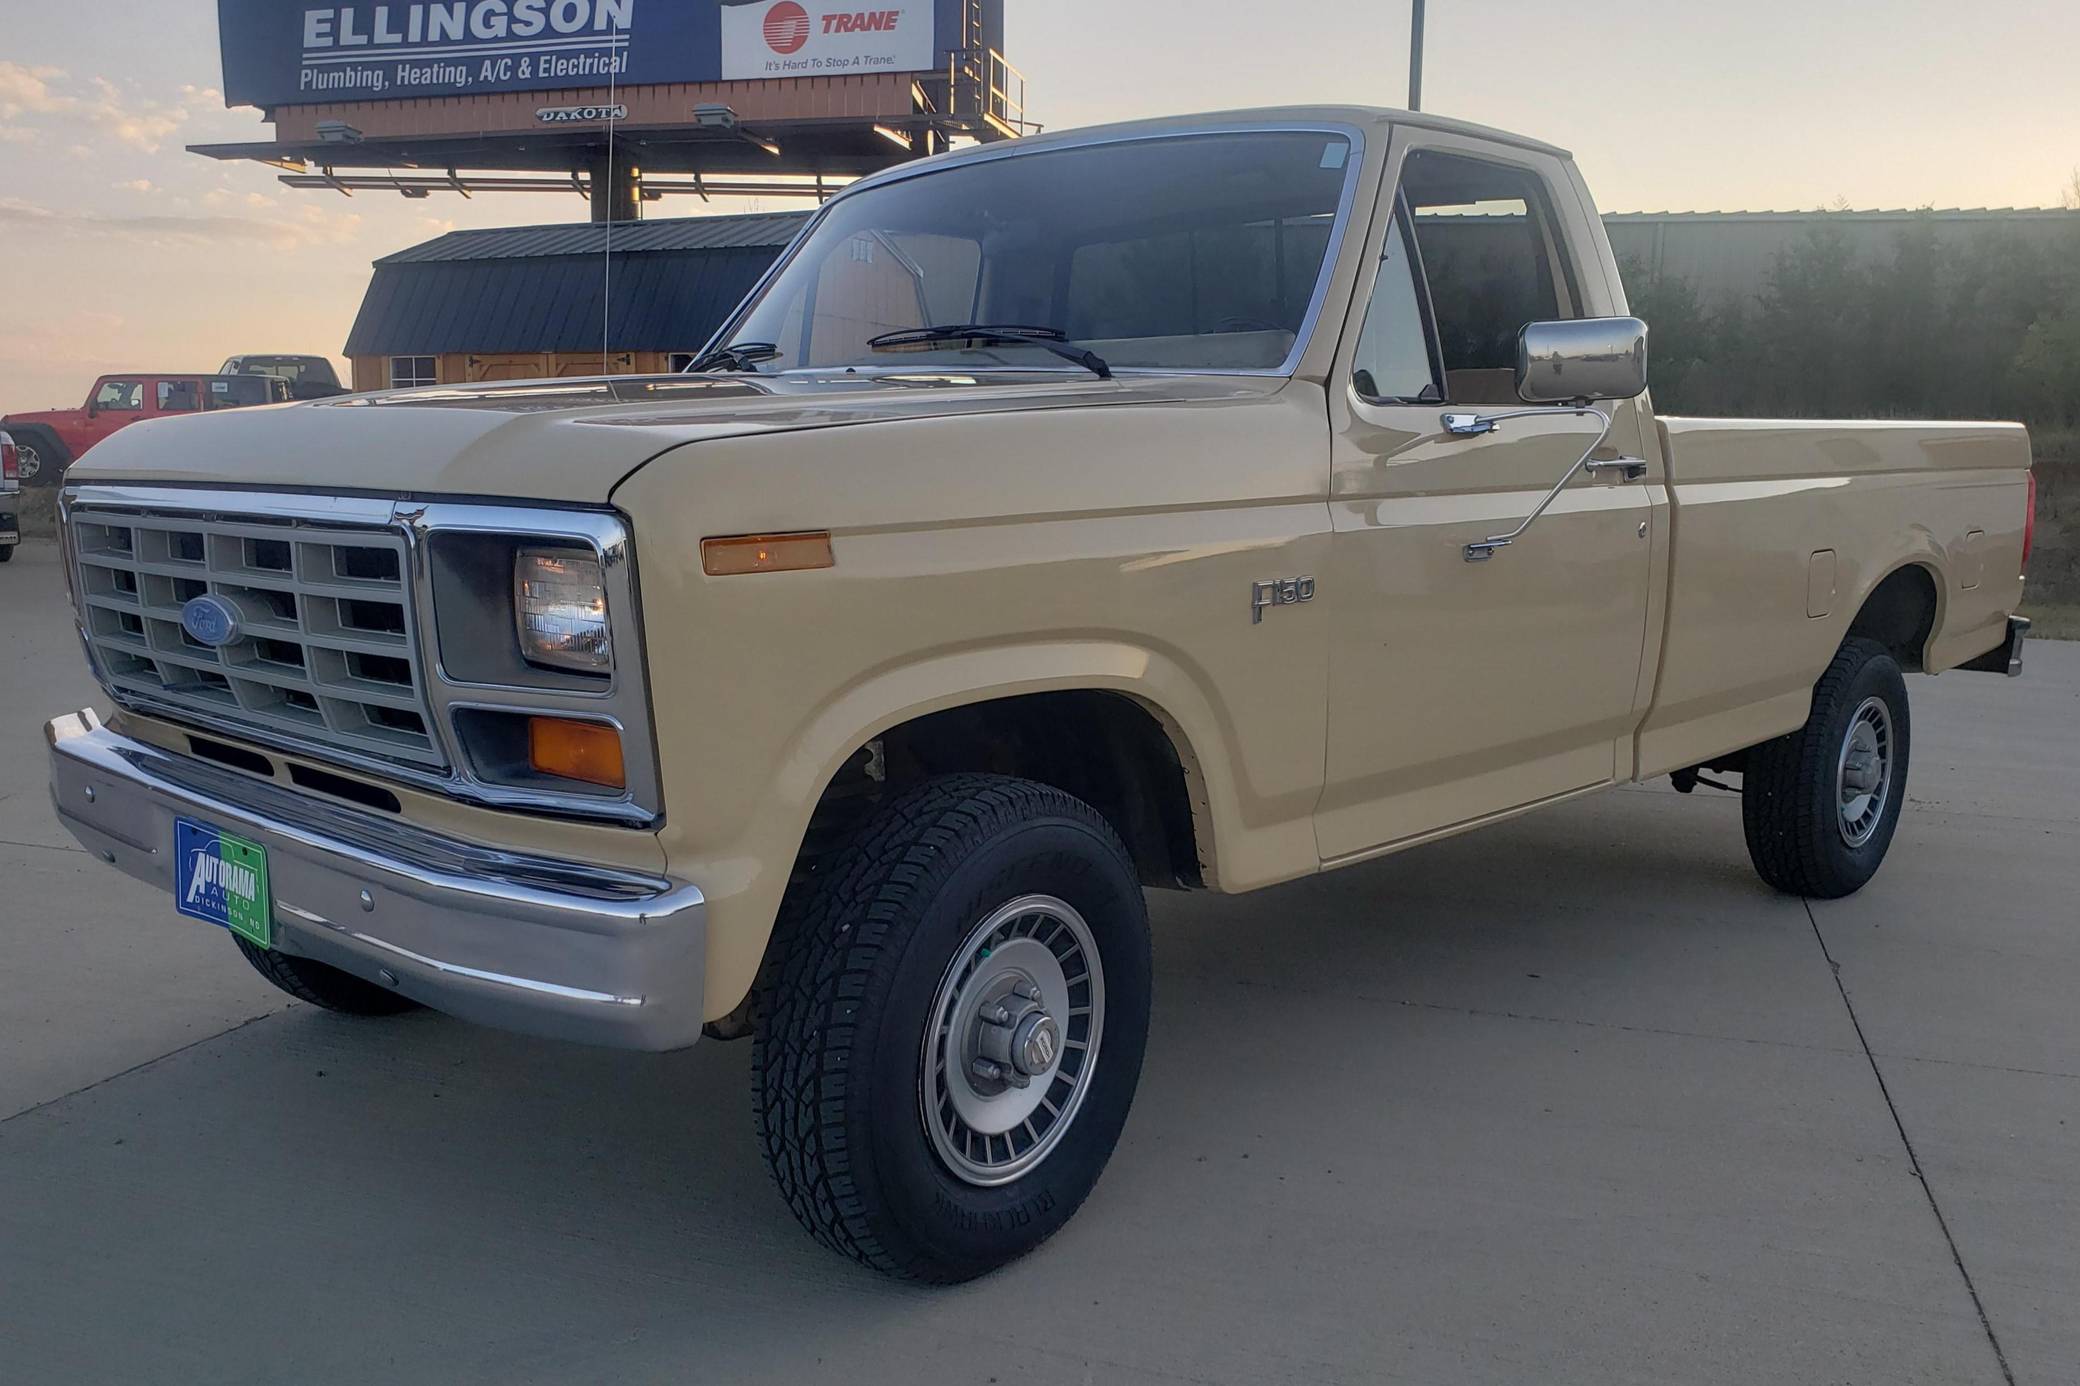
<box><xmin>1251</xmin><ymin>577</ymin><xmax>1315</xmax><ymax>624</ymax></box>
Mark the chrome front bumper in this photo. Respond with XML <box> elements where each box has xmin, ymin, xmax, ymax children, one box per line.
<box><xmin>46</xmin><ymin>709</ymin><xmax>706</xmax><ymax>1051</ymax></box>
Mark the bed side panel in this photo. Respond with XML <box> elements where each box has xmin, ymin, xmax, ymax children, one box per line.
<box><xmin>1637</xmin><ymin>418</ymin><xmax>2030</xmax><ymax>779</ymax></box>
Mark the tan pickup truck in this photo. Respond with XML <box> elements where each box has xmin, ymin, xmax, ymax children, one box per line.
<box><xmin>45</xmin><ymin>107</ymin><xmax>2036</xmax><ymax>1281</ymax></box>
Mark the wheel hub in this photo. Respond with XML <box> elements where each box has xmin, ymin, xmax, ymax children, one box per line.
<box><xmin>967</xmin><ymin>977</ymin><xmax>1059</xmax><ymax>1092</ymax></box>
<box><xmin>921</xmin><ymin>895</ymin><xmax>1104</xmax><ymax>1187</ymax></box>
<box><xmin>1835</xmin><ymin>696</ymin><xmax>1894</xmax><ymax>848</ymax></box>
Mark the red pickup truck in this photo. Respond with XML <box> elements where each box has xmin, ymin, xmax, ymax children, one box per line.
<box><xmin>1</xmin><ymin>373</ymin><xmax>285</xmax><ymax>483</ymax></box>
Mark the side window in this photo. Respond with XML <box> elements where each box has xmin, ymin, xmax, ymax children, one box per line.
<box><xmin>1351</xmin><ymin>206</ymin><xmax>1441</xmax><ymax>402</ymax></box>
<box><xmin>94</xmin><ymin>380</ymin><xmax>144</xmax><ymax>411</ymax></box>
<box><xmin>1398</xmin><ymin>151</ymin><xmax>1578</xmax><ymax>403</ymax></box>
<box><xmin>389</xmin><ymin>356</ymin><xmax>438</xmax><ymax>389</ymax></box>
<box><xmin>157</xmin><ymin>380</ymin><xmax>199</xmax><ymax>412</ymax></box>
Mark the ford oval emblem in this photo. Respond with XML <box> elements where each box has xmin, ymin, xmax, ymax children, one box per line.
<box><xmin>179</xmin><ymin>594</ymin><xmax>242</xmax><ymax>647</ymax></box>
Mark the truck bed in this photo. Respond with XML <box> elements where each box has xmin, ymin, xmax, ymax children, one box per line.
<box><xmin>1636</xmin><ymin>417</ymin><xmax>2032</xmax><ymax>778</ymax></box>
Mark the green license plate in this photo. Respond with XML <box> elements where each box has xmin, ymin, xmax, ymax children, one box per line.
<box><xmin>174</xmin><ymin>817</ymin><xmax>273</xmax><ymax>948</ymax></box>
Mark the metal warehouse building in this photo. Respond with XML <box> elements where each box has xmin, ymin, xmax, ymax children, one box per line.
<box><xmin>343</xmin><ymin>209</ymin><xmax>810</xmax><ymax>390</ymax></box>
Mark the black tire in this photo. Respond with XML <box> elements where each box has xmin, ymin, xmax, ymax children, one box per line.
<box><xmin>1742</xmin><ymin>637</ymin><xmax>1911</xmax><ymax>899</ymax></box>
<box><xmin>233</xmin><ymin>935</ymin><xmax>421</xmax><ymax>1015</ymax></box>
<box><xmin>8</xmin><ymin>427</ymin><xmax>68</xmax><ymax>486</ymax></box>
<box><xmin>0</xmin><ymin>545</ymin><xmax>12</xmax><ymax>564</ymax></box>
<box><xmin>754</xmin><ymin>773</ymin><xmax>1152</xmax><ymax>1282</ymax></box>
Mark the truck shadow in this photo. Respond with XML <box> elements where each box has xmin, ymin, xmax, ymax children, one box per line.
<box><xmin>2</xmin><ymin>782</ymin><xmax>1824</xmax><ymax>1379</ymax></box>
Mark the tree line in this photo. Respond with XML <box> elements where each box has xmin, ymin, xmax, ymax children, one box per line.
<box><xmin>1624</xmin><ymin>218</ymin><xmax>2080</xmax><ymax>434</ymax></box>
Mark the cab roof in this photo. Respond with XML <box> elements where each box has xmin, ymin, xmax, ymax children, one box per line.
<box><xmin>846</xmin><ymin>106</ymin><xmax>1570</xmax><ymax>195</ymax></box>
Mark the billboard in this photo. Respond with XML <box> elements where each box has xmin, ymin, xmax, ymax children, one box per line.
<box><xmin>217</xmin><ymin>0</ymin><xmax>968</xmax><ymax>107</ymax></box>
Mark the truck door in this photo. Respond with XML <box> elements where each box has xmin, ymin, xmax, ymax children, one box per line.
<box><xmin>1314</xmin><ymin>143</ymin><xmax>1655</xmax><ymax>861</ymax></box>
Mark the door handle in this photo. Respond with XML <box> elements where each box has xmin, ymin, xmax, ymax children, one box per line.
<box><xmin>1584</xmin><ymin>456</ymin><xmax>1648</xmax><ymax>481</ymax></box>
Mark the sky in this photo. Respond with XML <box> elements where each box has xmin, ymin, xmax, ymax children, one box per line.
<box><xmin>2</xmin><ymin>0</ymin><xmax>2077</xmax><ymax>413</ymax></box>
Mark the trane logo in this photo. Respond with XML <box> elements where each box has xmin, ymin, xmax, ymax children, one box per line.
<box><xmin>764</xmin><ymin>3</ymin><xmax>907</xmax><ymax>53</ymax></box>
<box><xmin>821</xmin><ymin>9</ymin><xmax>902</xmax><ymax>32</ymax></box>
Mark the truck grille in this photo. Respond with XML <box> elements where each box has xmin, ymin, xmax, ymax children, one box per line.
<box><xmin>70</xmin><ymin>507</ymin><xmax>444</xmax><ymax>768</ymax></box>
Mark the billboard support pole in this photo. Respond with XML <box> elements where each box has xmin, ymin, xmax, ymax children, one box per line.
<box><xmin>1408</xmin><ymin>0</ymin><xmax>1426</xmax><ymax>111</ymax></box>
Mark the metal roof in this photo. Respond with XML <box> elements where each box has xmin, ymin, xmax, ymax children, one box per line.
<box><xmin>376</xmin><ymin>211</ymin><xmax>812</xmax><ymax>265</ymax></box>
<box><xmin>346</xmin><ymin>217</ymin><xmax>804</xmax><ymax>357</ymax></box>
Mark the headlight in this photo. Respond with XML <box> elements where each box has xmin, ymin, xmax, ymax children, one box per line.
<box><xmin>514</xmin><ymin>547</ymin><xmax>611</xmax><ymax>672</ymax></box>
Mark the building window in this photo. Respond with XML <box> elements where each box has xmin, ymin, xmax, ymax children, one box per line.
<box><xmin>668</xmin><ymin>352</ymin><xmax>699</xmax><ymax>373</ymax></box>
<box><xmin>389</xmin><ymin>356</ymin><xmax>438</xmax><ymax>389</ymax></box>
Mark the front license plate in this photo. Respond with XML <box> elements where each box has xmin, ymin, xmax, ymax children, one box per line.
<box><xmin>174</xmin><ymin>817</ymin><xmax>273</xmax><ymax>948</ymax></box>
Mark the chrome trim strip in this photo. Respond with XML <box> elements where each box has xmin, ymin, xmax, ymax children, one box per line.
<box><xmin>697</xmin><ymin>121</ymin><xmax>1370</xmax><ymax>382</ymax></box>
<box><xmin>61</xmin><ymin>484</ymin><xmax>399</xmax><ymax>526</ymax></box>
<box><xmin>349</xmin><ymin>934</ymin><xmax>643</xmax><ymax>1007</ymax></box>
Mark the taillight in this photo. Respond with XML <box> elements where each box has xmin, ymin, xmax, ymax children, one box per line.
<box><xmin>2022</xmin><ymin>471</ymin><xmax>2037</xmax><ymax>574</ymax></box>
<box><xmin>0</xmin><ymin>434</ymin><xmax>16</xmax><ymax>482</ymax></box>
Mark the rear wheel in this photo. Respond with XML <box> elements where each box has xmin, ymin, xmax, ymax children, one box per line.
<box><xmin>1742</xmin><ymin>637</ymin><xmax>1911</xmax><ymax>898</ymax></box>
<box><xmin>754</xmin><ymin>773</ymin><xmax>1152</xmax><ymax>1282</ymax></box>
<box><xmin>233</xmin><ymin>936</ymin><xmax>421</xmax><ymax>1015</ymax></box>
<box><xmin>0</xmin><ymin>545</ymin><xmax>13</xmax><ymax>564</ymax></box>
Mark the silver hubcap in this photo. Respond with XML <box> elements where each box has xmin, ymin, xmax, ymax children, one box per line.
<box><xmin>1836</xmin><ymin>696</ymin><xmax>1894</xmax><ymax>848</ymax></box>
<box><xmin>921</xmin><ymin>894</ymin><xmax>1104</xmax><ymax>1187</ymax></box>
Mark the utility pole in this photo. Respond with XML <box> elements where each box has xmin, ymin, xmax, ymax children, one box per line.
<box><xmin>1408</xmin><ymin>0</ymin><xmax>1426</xmax><ymax>111</ymax></box>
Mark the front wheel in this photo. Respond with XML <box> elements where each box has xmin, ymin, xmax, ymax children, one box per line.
<box><xmin>1742</xmin><ymin>637</ymin><xmax>1911</xmax><ymax>899</ymax></box>
<box><xmin>0</xmin><ymin>545</ymin><xmax>13</xmax><ymax>564</ymax></box>
<box><xmin>753</xmin><ymin>773</ymin><xmax>1152</xmax><ymax>1282</ymax></box>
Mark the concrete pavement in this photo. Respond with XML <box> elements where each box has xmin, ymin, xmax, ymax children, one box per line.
<box><xmin>2</xmin><ymin>535</ymin><xmax>2073</xmax><ymax>1384</ymax></box>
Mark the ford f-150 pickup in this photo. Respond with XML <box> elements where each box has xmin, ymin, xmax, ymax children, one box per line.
<box><xmin>44</xmin><ymin>107</ymin><xmax>2035</xmax><ymax>1282</ymax></box>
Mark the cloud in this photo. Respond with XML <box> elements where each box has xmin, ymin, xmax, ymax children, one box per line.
<box><xmin>0</xmin><ymin>61</ymin><xmax>195</xmax><ymax>152</ymax></box>
<box><xmin>0</xmin><ymin>196</ymin><xmax>364</xmax><ymax>250</ymax></box>
<box><xmin>0</xmin><ymin>63</ymin><xmax>68</xmax><ymax>117</ymax></box>
<box><xmin>114</xmin><ymin>178</ymin><xmax>155</xmax><ymax>193</ymax></box>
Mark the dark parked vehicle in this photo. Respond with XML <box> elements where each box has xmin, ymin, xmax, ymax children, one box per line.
<box><xmin>217</xmin><ymin>355</ymin><xmax>347</xmax><ymax>401</ymax></box>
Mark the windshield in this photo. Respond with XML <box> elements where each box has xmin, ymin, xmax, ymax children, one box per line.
<box><xmin>723</xmin><ymin>129</ymin><xmax>1358</xmax><ymax>375</ymax></box>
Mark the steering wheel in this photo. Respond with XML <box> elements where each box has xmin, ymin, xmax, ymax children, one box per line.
<box><xmin>1209</xmin><ymin>315</ymin><xmax>1284</xmax><ymax>335</ymax></box>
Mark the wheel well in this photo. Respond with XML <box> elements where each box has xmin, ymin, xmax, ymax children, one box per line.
<box><xmin>1846</xmin><ymin>564</ymin><xmax>1938</xmax><ymax>672</ymax></box>
<box><xmin>808</xmin><ymin>691</ymin><xmax>1205</xmax><ymax>892</ymax></box>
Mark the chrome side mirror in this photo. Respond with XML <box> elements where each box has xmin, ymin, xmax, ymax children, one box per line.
<box><xmin>1515</xmin><ymin>316</ymin><xmax>1649</xmax><ymax>404</ymax></box>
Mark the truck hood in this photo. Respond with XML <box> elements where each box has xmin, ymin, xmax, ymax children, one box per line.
<box><xmin>65</xmin><ymin>371</ymin><xmax>1280</xmax><ymax>504</ymax></box>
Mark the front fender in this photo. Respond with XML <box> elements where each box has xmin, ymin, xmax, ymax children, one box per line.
<box><xmin>673</xmin><ymin>638</ymin><xmax>1321</xmax><ymax>1021</ymax></box>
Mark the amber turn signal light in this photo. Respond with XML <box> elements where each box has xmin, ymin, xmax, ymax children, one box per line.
<box><xmin>701</xmin><ymin>531</ymin><xmax>834</xmax><ymax>576</ymax></box>
<box><xmin>528</xmin><ymin>716</ymin><xmax>626</xmax><ymax>790</ymax></box>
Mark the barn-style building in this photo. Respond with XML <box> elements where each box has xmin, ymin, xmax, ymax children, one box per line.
<box><xmin>343</xmin><ymin>210</ymin><xmax>810</xmax><ymax>391</ymax></box>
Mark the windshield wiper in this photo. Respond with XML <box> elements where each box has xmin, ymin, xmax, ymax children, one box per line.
<box><xmin>686</xmin><ymin>341</ymin><xmax>782</xmax><ymax>374</ymax></box>
<box><xmin>866</xmin><ymin>324</ymin><xmax>1113</xmax><ymax>381</ymax></box>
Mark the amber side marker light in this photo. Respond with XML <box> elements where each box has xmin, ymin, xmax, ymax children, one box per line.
<box><xmin>701</xmin><ymin>531</ymin><xmax>834</xmax><ymax>576</ymax></box>
<box><xmin>528</xmin><ymin>717</ymin><xmax>626</xmax><ymax>790</ymax></box>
